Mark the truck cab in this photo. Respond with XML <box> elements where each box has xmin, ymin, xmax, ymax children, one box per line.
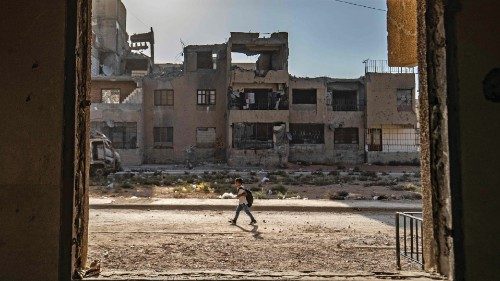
<box><xmin>90</xmin><ymin>131</ymin><xmax>122</xmax><ymax>176</ymax></box>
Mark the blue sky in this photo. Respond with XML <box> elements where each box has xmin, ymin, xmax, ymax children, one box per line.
<box><xmin>122</xmin><ymin>0</ymin><xmax>388</xmax><ymax>78</ymax></box>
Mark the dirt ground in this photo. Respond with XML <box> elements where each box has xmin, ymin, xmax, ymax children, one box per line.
<box><xmin>87</xmin><ymin>209</ymin><xmax>424</xmax><ymax>278</ymax></box>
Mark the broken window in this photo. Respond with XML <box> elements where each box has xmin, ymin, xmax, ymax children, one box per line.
<box><xmin>232</xmin><ymin>123</ymin><xmax>274</xmax><ymax>149</ymax></box>
<box><xmin>196</xmin><ymin>127</ymin><xmax>216</xmax><ymax>148</ymax></box>
<box><xmin>197</xmin><ymin>51</ymin><xmax>214</xmax><ymax>69</ymax></box>
<box><xmin>197</xmin><ymin>90</ymin><xmax>216</xmax><ymax>105</ymax></box>
<box><xmin>367</xmin><ymin>128</ymin><xmax>382</xmax><ymax>151</ymax></box>
<box><xmin>229</xmin><ymin>88</ymin><xmax>288</xmax><ymax>110</ymax></box>
<box><xmin>153</xmin><ymin>127</ymin><xmax>173</xmax><ymax>148</ymax></box>
<box><xmin>154</xmin><ymin>89</ymin><xmax>174</xmax><ymax>106</ymax></box>
<box><xmin>289</xmin><ymin>123</ymin><xmax>325</xmax><ymax>144</ymax></box>
<box><xmin>292</xmin><ymin>89</ymin><xmax>317</xmax><ymax>104</ymax></box>
<box><xmin>332</xmin><ymin>90</ymin><xmax>359</xmax><ymax>111</ymax></box>
<box><xmin>334</xmin><ymin>127</ymin><xmax>359</xmax><ymax>146</ymax></box>
<box><xmin>397</xmin><ymin>89</ymin><xmax>413</xmax><ymax>112</ymax></box>
<box><xmin>101</xmin><ymin>89</ymin><xmax>120</xmax><ymax>103</ymax></box>
<box><xmin>93</xmin><ymin>122</ymin><xmax>137</xmax><ymax>149</ymax></box>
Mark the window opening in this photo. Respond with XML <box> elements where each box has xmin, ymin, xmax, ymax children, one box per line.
<box><xmin>289</xmin><ymin>123</ymin><xmax>324</xmax><ymax>144</ymax></box>
<box><xmin>397</xmin><ymin>89</ymin><xmax>413</xmax><ymax>112</ymax></box>
<box><xmin>153</xmin><ymin>127</ymin><xmax>173</xmax><ymax>147</ymax></box>
<box><xmin>232</xmin><ymin>123</ymin><xmax>274</xmax><ymax>149</ymax></box>
<box><xmin>197</xmin><ymin>90</ymin><xmax>216</xmax><ymax>105</ymax></box>
<box><xmin>101</xmin><ymin>89</ymin><xmax>121</xmax><ymax>103</ymax></box>
<box><xmin>292</xmin><ymin>89</ymin><xmax>317</xmax><ymax>104</ymax></box>
<box><xmin>154</xmin><ymin>89</ymin><xmax>174</xmax><ymax>106</ymax></box>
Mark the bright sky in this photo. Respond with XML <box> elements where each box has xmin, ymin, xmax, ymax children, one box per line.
<box><xmin>122</xmin><ymin>0</ymin><xmax>388</xmax><ymax>78</ymax></box>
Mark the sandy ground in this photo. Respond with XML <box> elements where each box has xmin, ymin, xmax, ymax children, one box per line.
<box><xmin>87</xmin><ymin>209</ymin><xmax>424</xmax><ymax>278</ymax></box>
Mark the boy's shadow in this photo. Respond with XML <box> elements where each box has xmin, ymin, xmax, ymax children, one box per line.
<box><xmin>234</xmin><ymin>224</ymin><xmax>263</xmax><ymax>239</ymax></box>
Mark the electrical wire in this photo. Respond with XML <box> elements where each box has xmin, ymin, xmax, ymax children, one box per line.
<box><xmin>331</xmin><ymin>0</ymin><xmax>387</xmax><ymax>12</ymax></box>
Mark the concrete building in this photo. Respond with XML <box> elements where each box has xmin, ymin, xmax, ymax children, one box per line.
<box><xmin>140</xmin><ymin>32</ymin><xmax>418</xmax><ymax>167</ymax></box>
<box><xmin>90</xmin><ymin>0</ymin><xmax>153</xmax><ymax>166</ymax></box>
<box><xmin>88</xmin><ymin>1</ymin><xmax>418</xmax><ymax>167</ymax></box>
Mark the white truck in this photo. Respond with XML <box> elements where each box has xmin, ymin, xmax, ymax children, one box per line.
<box><xmin>90</xmin><ymin>131</ymin><xmax>122</xmax><ymax>176</ymax></box>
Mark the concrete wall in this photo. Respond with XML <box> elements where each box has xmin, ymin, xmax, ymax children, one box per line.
<box><xmin>90</xmin><ymin>79</ymin><xmax>138</xmax><ymax>102</ymax></box>
<box><xmin>142</xmin><ymin>45</ymin><xmax>228</xmax><ymax>164</ymax></box>
<box><xmin>366</xmin><ymin>73</ymin><xmax>417</xmax><ymax>127</ymax></box>
<box><xmin>454</xmin><ymin>1</ymin><xmax>500</xmax><ymax>279</ymax></box>
<box><xmin>0</xmin><ymin>1</ymin><xmax>67</xmax><ymax>280</ymax></box>
<box><xmin>367</xmin><ymin>151</ymin><xmax>420</xmax><ymax>164</ymax></box>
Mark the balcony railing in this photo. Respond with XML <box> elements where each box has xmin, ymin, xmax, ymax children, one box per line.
<box><xmin>364</xmin><ymin>60</ymin><xmax>417</xmax><ymax>74</ymax></box>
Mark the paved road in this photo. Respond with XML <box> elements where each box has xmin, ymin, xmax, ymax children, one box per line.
<box><xmin>87</xmin><ymin>209</ymin><xmax>432</xmax><ymax>280</ymax></box>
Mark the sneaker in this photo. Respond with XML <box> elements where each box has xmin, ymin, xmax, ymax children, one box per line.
<box><xmin>229</xmin><ymin>219</ymin><xmax>236</xmax><ymax>225</ymax></box>
<box><xmin>249</xmin><ymin>220</ymin><xmax>257</xmax><ymax>225</ymax></box>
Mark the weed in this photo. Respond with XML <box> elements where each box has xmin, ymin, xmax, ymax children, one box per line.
<box><xmin>360</xmin><ymin>171</ymin><xmax>377</xmax><ymax>178</ymax></box>
<box><xmin>121</xmin><ymin>181</ymin><xmax>133</xmax><ymax>189</ymax></box>
<box><xmin>327</xmin><ymin>190</ymin><xmax>349</xmax><ymax>200</ymax></box>
<box><xmin>272</xmin><ymin>184</ymin><xmax>288</xmax><ymax>194</ymax></box>
<box><xmin>253</xmin><ymin>191</ymin><xmax>267</xmax><ymax>199</ymax></box>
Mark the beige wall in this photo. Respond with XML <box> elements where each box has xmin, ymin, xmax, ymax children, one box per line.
<box><xmin>366</xmin><ymin>73</ymin><xmax>417</xmax><ymax>127</ymax></box>
<box><xmin>143</xmin><ymin>45</ymin><xmax>228</xmax><ymax>163</ymax></box>
<box><xmin>0</xmin><ymin>1</ymin><xmax>66</xmax><ymax>280</ymax></box>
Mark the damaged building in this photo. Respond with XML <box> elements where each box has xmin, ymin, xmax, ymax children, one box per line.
<box><xmin>90</xmin><ymin>0</ymin><xmax>153</xmax><ymax>166</ymax></box>
<box><xmin>90</xmin><ymin>1</ymin><xmax>418</xmax><ymax>167</ymax></box>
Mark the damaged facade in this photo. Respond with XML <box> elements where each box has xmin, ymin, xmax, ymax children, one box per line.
<box><xmin>90</xmin><ymin>1</ymin><xmax>418</xmax><ymax>167</ymax></box>
<box><xmin>90</xmin><ymin>0</ymin><xmax>153</xmax><ymax>166</ymax></box>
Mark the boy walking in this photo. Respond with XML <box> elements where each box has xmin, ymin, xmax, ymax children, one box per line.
<box><xmin>229</xmin><ymin>178</ymin><xmax>257</xmax><ymax>225</ymax></box>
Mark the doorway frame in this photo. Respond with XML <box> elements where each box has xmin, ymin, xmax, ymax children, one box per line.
<box><xmin>59</xmin><ymin>0</ymin><xmax>466</xmax><ymax>279</ymax></box>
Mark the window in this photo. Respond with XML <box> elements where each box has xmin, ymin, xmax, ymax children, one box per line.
<box><xmin>331</xmin><ymin>90</ymin><xmax>359</xmax><ymax>111</ymax></box>
<box><xmin>197</xmin><ymin>51</ymin><xmax>215</xmax><ymax>69</ymax></box>
<box><xmin>92</xmin><ymin>122</ymin><xmax>137</xmax><ymax>149</ymax></box>
<box><xmin>196</xmin><ymin>127</ymin><xmax>216</xmax><ymax>148</ymax></box>
<box><xmin>154</xmin><ymin>90</ymin><xmax>174</xmax><ymax>106</ymax></box>
<box><xmin>397</xmin><ymin>89</ymin><xmax>413</xmax><ymax>111</ymax></box>
<box><xmin>197</xmin><ymin>90</ymin><xmax>216</xmax><ymax>105</ymax></box>
<box><xmin>367</xmin><ymin>128</ymin><xmax>382</xmax><ymax>151</ymax></box>
<box><xmin>154</xmin><ymin>127</ymin><xmax>173</xmax><ymax>147</ymax></box>
<box><xmin>101</xmin><ymin>89</ymin><xmax>120</xmax><ymax>103</ymax></box>
<box><xmin>292</xmin><ymin>89</ymin><xmax>317</xmax><ymax>104</ymax></box>
<box><xmin>289</xmin><ymin>124</ymin><xmax>324</xmax><ymax>144</ymax></box>
<box><xmin>233</xmin><ymin>123</ymin><xmax>274</xmax><ymax>149</ymax></box>
<box><xmin>334</xmin><ymin>127</ymin><xmax>359</xmax><ymax>145</ymax></box>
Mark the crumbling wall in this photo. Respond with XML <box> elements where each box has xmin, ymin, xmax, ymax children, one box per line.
<box><xmin>90</xmin><ymin>79</ymin><xmax>137</xmax><ymax>102</ymax></box>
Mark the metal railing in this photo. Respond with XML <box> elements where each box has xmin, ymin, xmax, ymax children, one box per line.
<box><xmin>364</xmin><ymin>59</ymin><xmax>417</xmax><ymax>74</ymax></box>
<box><xmin>396</xmin><ymin>212</ymin><xmax>424</xmax><ymax>270</ymax></box>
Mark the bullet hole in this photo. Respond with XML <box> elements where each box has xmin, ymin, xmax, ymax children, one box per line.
<box><xmin>25</xmin><ymin>95</ymin><xmax>31</xmax><ymax>102</ymax></box>
<box><xmin>32</xmin><ymin>61</ymin><xmax>39</xmax><ymax>70</ymax></box>
<box><xmin>15</xmin><ymin>209</ymin><xmax>19</xmax><ymax>213</ymax></box>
